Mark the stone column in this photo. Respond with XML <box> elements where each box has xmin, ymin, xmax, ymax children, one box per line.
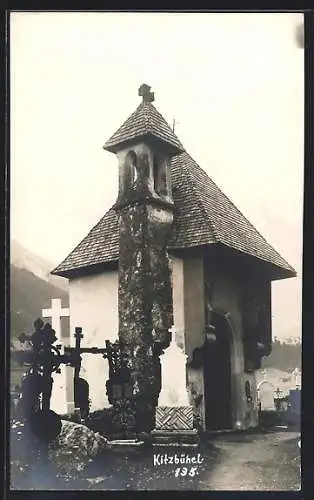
<box><xmin>116</xmin><ymin>199</ymin><xmax>174</xmax><ymax>431</ymax></box>
<box><xmin>103</xmin><ymin>84</ymin><xmax>184</xmax><ymax>434</ymax></box>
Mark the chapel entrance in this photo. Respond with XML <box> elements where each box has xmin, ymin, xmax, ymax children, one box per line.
<box><xmin>203</xmin><ymin>311</ymin><xmax>233</xmax><ymax>430</ymax></box>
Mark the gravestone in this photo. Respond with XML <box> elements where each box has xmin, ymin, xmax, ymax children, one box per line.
<box><xmin>152</xmin><ymin>327</ymin><xmax>198</xmax><ymax>445</ymax></box>
<box><xmin>158</xmin><ymin>327</ymin><xmax>190</xmax><ymax>409</ymax></box>
<box><xmin>257</xmin><ymin>381</ymin><xmax>276</xmax><ymax>411</ymax></box>
<box><xmin>292</xmin><ymin>368</ymin><xmax>301</xmax><ymax>389</ymax></box>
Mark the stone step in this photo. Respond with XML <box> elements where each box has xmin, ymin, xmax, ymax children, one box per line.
<box><xmin>109</xmin><ymin>439</ymin><xmax>144</xmax><ymax>445</ymax></box>
<box><xmin>151</xmin><ymin>429</ymin><xmax>199</xmax><ymax>446</ymax></box>
<box><xmin>107</xmin><ymin>439</ymin><xmax>146</xmax><ymax>450</ymax></box>
<box><xmin>152</xmin><ymin>442</ymin><xmax>199</xmax><ymax>448</ymax></box>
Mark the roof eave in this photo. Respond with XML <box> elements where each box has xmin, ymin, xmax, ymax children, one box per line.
<box><xmin>103</xmin><ymin>133</ymin><xmax>184</xmax><ymax>156</ymax></box>
<box><xmin>204</xmin><ymin>242</ymin><xmax>297</xmax><ymax>282</ymax></box>
<box><xmin>51</xmin><ymin>266</ymin><xmax>70</xmax><ymax>278</ymax></box>
<box><xmin>52</xmin><ymin>243</ymin><xmax>297</xmax><ymax>281</ymax></box>
<box><xmin>52</xmin><ymin>260</ymin><xmax>119</xmax><ymax>279</ymax></box>
<box><xmin>270</xmin><ymin>267</ymin><xmax>297</xmax><ymax>281</ymax></box>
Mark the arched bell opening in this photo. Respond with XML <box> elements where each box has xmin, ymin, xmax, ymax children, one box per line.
<box><xmin>123</xmin><ymin>150</ymin><xmax>138</xmax><ymax>191</ymax></box>
<box><xmin>153</xmin><ymin>152</ymin><xmax>168</xmax><ymax>198</ymax></box>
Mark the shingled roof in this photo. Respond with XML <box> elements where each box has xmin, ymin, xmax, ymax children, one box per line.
<box><xmin>103</xmin><ymin>101</ymin><xmax>184</xmax><ymax>154</ymax></box>
<box><xmin>53</xmin><ymin>151</ymin><xmax>296</xmax><ymax>280</ymax></box>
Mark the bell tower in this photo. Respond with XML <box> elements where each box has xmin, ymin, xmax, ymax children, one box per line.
<box><xmin>103</xmin><ymin>84</ymin><xmax>184</xmax><ymax>431</ymax></box>
<box><xmin>111</xmin><ymin>84</ymin><xmax>176</xmax><ymax>210</ymax></box>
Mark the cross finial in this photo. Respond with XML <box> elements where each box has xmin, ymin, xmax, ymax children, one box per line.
<box><xmin>138</xmin><ymin>83</ymin><xmax>154</xmax><ymax>103</ymax></box>
<box><xmin>172</xmin><ymin>119</ymin><xmax>179</xmax><ymax>133</ymax></box>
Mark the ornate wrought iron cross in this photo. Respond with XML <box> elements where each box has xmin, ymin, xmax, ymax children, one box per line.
<box><xmin>13</xmin><ymin>319</ymin><xmax>136</xmax><ymax>437</ymax></box>
<box><xmin>64</xmin><ymin>332</ymin><xmax>136</xmax><ymax>433</ymax></box>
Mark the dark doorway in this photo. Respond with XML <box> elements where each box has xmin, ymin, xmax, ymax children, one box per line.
<box><xmin>203</xmin><ymin>312</ymin><xmax>232</xmax><ymax>430</ymax></box>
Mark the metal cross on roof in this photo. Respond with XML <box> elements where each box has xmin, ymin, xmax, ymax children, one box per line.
<box><xmin>138</xmin><ymin>83</ymin><xmax>155</xmax><ymax>103</ymax></box>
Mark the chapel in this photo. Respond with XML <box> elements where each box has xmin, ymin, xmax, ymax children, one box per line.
<box><xmin>52</xmin><ymin>84</ymin><xmax>296</xmax><ymax>432</ymax></box>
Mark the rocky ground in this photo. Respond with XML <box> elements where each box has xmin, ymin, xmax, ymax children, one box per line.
<box><xmin>10</xmin><ymin>419</ymin><xmax>301</xmax><ymax>491</ymax></box>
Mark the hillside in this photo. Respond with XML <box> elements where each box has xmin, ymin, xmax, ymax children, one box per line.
<box><xmin>261</xmin><ymin>341</ymin><xmax>301</xmax><ymax>372</ymax></box>
<box><xmin>10</xmin><ymin>264</ymin><xmax>69</xmax><ymax>339</ymax></box>
<box><xmin>11</xmin><ymin>239</ymin><xmax>68</xmax><ymax>292</ymax></box>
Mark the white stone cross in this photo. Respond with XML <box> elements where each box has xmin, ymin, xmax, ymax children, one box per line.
<box><xmin>168</xmin><ymin>325</ymin><xmax>177</xmax><ymax>338</ymax></box>
<box><xmin>42</xmin><ymin>298</ymin><xmax>70</xmax><ymax>340</ymax></box>
<box><xmin>168</xmin><ymin>324</ymin><xmax>180</xmax><ymax>346</ymax></box>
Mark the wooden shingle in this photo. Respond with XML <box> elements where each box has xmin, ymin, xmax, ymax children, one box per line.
<box><xmin>103</xmin><ymin>102</ymin><xmax>184</xmax><ymax>154</ymax></box>
<box><xmin>53</xmin><ymin>152</ymin><xmax>296</xmax><ymax>279</ymax></box>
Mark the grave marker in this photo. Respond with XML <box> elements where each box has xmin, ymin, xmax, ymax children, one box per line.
<box><xmin>42</xmin><ymin>298</ymin><xmax>72</xmax><ymax>415</ymax></box>
<box><xmin>152</xmin><ymin>326</ymin><xmax>198</xmax><ymax>445</ymax></box>
<box><xmin>292</xmin><ymin>368</ymin><xmax>301</xmax><ymax>389</ymax></box>
<box><xmin>42</xmin><ymin>298</ymin><xmax>70</xmax><ymax>339</ymax></box>
<box><xmin>257</xmin><ymin>380</ymin><xmax>276</xmax><ymax>411</ymax></box>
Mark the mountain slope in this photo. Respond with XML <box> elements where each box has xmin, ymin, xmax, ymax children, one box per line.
<box><xmin>11</xmin><ymin>239</ymin><xmax>68</xmax><ymax>291</ymax></box>
<box><xmin>261</xmin><ymin>342</ymin><xmax>301</xmax><ymax>372</ymax></box>
<box><xmin>10</xmin><ymin>264</ymin><xmax>69</xmax><ymax>339</ymax></box>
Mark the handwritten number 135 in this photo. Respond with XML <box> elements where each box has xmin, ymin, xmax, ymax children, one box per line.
<box><xmin>174</xmin><ymin>467</ymin><xmax>197</xmax><ymax>477</ymax></box>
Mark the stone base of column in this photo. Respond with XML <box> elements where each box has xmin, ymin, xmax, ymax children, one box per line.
<box><xmin>151</xmin><ymin>429</ymin><xmax>199</xmax><ymax>447</ymax></box>
<box><xmin>152</xmin><ymin>406</ymin><xmax>199</xmax><ymax>446</ymax></box>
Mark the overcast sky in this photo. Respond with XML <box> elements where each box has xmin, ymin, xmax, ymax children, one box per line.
<box><xmin>10</xmin><ymin>12</ymin><xmax>304</xmax><ymax>339</ymax></box>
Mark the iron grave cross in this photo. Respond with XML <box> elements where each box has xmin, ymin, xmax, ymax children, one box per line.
<box><xmin>138</xmin><ymin>83</ymin><xmax>155</xmax><ymax>103</ymax></box>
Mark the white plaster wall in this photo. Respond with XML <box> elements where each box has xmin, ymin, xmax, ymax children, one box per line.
<box><xmin>171</xmin><ymin>255</ymin><xmax>185</xmax><ymax>350</ymax></box>
<box><xmin>49</xmin><ymin>317</ymin><xmax>72</xmax><ymax>416</ymax></box>
<box><xmin>63</xmin><ymin>255</ymin><xmax>187</xmax><ymax>414</ymax></box>
<box><xmin>50</xmin><ymin>350</ymin><xmax>70</xmax><ymax>416</ymax></box>
<box><xmin>183</xmin><ymin>256</ymin><xmax>206</xmax><ymax>355</ymax></box>
<box><xmin>182</xmin><ymin>255</ymin><xmax>206</xmax><ymax>429</ymax></box>
<box><xmin>68</xmin><ymin>271</ymin><xmax>119</xmax><ymax>412</ymax></box>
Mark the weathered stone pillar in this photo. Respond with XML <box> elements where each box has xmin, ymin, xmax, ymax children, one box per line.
<box><xmin>117</xmin><ymin>199</ymin><xmax>174</xmax><ymax>430</ymax></box>
<box><xmin>103</xmin><ymin>84</ymin><xmax>184</xmax><ymax>431</ymax></box>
